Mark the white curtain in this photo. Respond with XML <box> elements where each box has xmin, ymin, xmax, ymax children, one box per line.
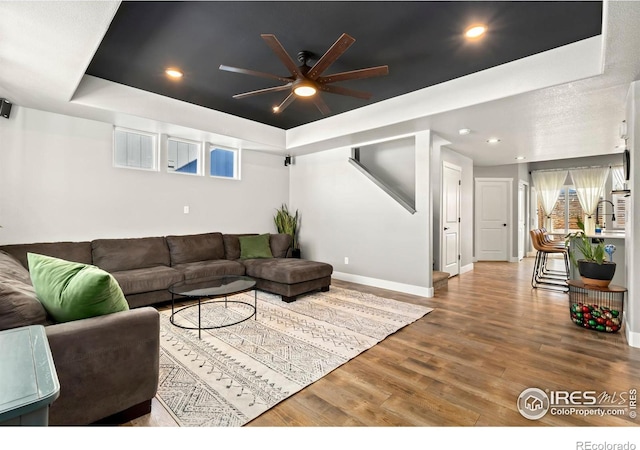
<box><xmin>531</xmin><ymin>170</ymin><xmax>568</xmax><ymax>231</ymax></box>
<box><xmin>611</xmin><ymin>165</ymin><xmax>625</xmax><ymax>191</ymax></box>
<box><xmin>569</xmin><ymin>167</ymin><xmax>610</xmax><ymax>234</ymax></box>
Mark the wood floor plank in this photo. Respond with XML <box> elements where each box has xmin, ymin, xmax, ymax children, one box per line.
<box><xmin>126</xmin><ymin>258</ymin><xmax>640</xmax><ymax>427</ymax></box>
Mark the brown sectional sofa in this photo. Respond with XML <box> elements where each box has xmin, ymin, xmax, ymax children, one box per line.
<box><xmin>0</xmin><ymin>250</ymin><xmax>159</xmax><ymax>426</ymax></box>
<box><xmin>0</xmin><ymin>231</ymin><xmax>332</xmax><ymax>425</ymax></box>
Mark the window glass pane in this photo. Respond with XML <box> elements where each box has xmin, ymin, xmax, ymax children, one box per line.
<box><xmin>168</xmin><ymin>138</ymin><xmax>199</xmax><ymax>174</ymax></box>
<box><xmin>140</xmin><ymin>134</ymin><xmax>153</xmax><ymax>168</ymax></box>
<box><xmin>114</xmin><ymin>128</ymin><xmax>156</xmax><ymax>170</ymax></box>
<box><xmin>567</xmin><ymin>188</ymin><xmax>583</xmax><ymax>230</ymax></box>
<box><xmin>551</xmin><ymin>187</ymin><xmax>567</xmax><ymax>230</ymax></box>
<box><xmin>114</xmin><ymin>131</ymin><xmax>128</xmax><ymax>167</ymax></box>
<box><xmin>210</xmin><ymin>148</ymin><xmax>235</xmax><ymax>178</ymax></box>
<box><xmin>611</xmin><ymin>193</ymin><xmax>627</xmax><ymax>229</ymax></box>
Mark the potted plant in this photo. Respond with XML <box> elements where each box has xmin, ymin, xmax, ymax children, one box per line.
<box><xmin>565</xmin><ymin>217</ymin><xmax>616</xmax><ymax>287</ymax></box>
<box><xmin>274</xmin><ymin>204</ymin><xmax>301</xmax><ymax>258</ymax></box>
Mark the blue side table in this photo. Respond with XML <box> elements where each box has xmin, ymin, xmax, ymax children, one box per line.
<box><xmin>0</xmin><ymin>325</ymin><xmax>60</xmax><ymax>426</ymax></box>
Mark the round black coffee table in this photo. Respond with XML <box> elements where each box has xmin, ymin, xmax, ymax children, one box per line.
<box><xmin>168</xmin><ymin>275</ymin><xmax>256</xmax><ymax>339</ymax></box>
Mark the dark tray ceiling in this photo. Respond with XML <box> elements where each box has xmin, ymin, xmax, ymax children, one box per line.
<box><xmin>86</xmin><ymin>1</ymin><xmax>602</xmax><ymax>130</ymax></box>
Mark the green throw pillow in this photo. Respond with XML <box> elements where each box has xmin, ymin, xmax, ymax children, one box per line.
<box><xmin>27</xmin><ymin>253</ymin><xmax>129</xmax><ymax>323</ymax></box>
<box><xmin>238</xmin><ymin>234</ymin><xmax>273</xmax><ymax>259</ymax></box>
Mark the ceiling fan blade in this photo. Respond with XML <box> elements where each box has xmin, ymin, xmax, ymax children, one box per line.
<box><xmin>318</xmin><ymin>65</ymin><xmax>389</xmax><ymax>84</ymax></box>
<box><xmin>232</xmin><ymin>83</ymin><xmax>293</xmax><ymax>99</ymax></box>
<box><xmin>318</xmin><ymin>84</ymin><xmax>372</xmax><ymax>100</ymax></box>
<box><xmin>313</xmin><ymin>95</ymin><xmax>331</xmax><ymax>115</ymax></box>
<box><xmin>273</xmin><ymin>92</ymin><xmax>296</xmax><ymax>114</ymax></box>
<box><xmin>307</xmin><ymin>33</ymin><xmax>356</xmax><ymax>80</ymax></box>
<box><xmin>219</xmin><ymin>64</ymin><xmax>293</xmax><ymax>83</ymax></box>
<box><xmin>261</xmin><ymin>34</ymin><xmax>305</xmax><ymax>79</ymax></box>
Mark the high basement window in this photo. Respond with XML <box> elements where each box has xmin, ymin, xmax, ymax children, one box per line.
<box><xmin>113</xmin><ymin>127</ymin><xmax>159</xmax><ymax>171</ymax></box>
<box><xmin>167</xmin><ymin>137</ymin><xmax>202</xmax><ymax>175</ymax></box>
<box><xmin>210</xmin><ymin>145</ymin><xmax>240</xmax><ymax>180</ymax></box>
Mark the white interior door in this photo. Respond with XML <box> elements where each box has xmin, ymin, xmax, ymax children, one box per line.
<box><xmin>442</xmin><ymin>162</ymin><xmax>461</xmax><ymax>276</ymax></box>
<box><xmin>475</xmin><ymin>178</ymin><xmax>511</xmax><ymax>261</ymax></box>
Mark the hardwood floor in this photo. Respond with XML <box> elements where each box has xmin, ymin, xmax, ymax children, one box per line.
<box><xmin>127</xmin><ymin>258</ymin><xmax>640</xmax><ymax>427</ymax></box>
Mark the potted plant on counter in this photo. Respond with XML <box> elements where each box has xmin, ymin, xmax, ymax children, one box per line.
<box><xmin>565</xmin><ymin>217</ymin><xmax>616</xmax><ymax>287</ymax></box>
<box><xmin>274</xmin><ymin>204</ymin><xmax>301</xmax><ymax>258</ymax></box>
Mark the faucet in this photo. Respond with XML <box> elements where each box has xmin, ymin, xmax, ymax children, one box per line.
<box><xmin>595</xmin><ymin>199</ymin><xmax>616</xmax><ymax>225</ymax></box>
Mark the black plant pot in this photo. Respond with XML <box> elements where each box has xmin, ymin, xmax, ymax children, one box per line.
<box><xmin>578</xmin><ymin>260</ymin><xmax>616</xmax><ymax>287</ymax></box>
<box><xmin>291</xmin><ymin>248</ymin><xmax>301</xmax><ymax>259</ymax></box>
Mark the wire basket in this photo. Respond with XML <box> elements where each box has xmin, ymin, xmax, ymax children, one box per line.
<box><xmin>568</xmin><ymin>282</ymin><xmax>625</xmax><ymax>333</ymax></box>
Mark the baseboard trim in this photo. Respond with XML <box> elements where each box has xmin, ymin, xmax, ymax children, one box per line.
<box><xmin>460</xmin><ymin>263</ymin><xmax>474</xmax><ymax>274</ymax></box>
<box><xmin>625</xmin><ymin>319</ymin><xmax>640</xmax><ymax>348</ymax></box>
<box><xmin>332</xmin><ymin>272</ymin><xmax>433</xmax><ymax>298</ymax></box>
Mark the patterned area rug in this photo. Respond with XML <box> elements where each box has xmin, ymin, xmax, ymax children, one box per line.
<box><xmin>156</xmin><ymin>286</ymin><xmax>432</xmax><ymax>426</ymax></box>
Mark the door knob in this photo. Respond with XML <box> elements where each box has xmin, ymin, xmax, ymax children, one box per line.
<box><xmin>444</xmin><ymin>227</ymin><xmax>449</xmax><ymax>230</ymax></box>
<box><xmin>503</xmin><ymin>223</ymin><xmax>507</xmax><ymax>226</ymax></box>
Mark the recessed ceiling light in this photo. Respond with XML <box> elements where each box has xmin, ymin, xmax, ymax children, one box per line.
<box><xmin>465</xmin><ymin>25</ymin><xmax>486</xmax><ymax>39</ymax></box>
<box><xmin>458</xmin><ymin>128</ymin><xmax>471</xmax><ymax>135</ymax></box>
<box><xmin>487</xmin><ymin>138</ymin><xmax>500</xmax><ymax>144</ymax></box>
<box><xmin>515</xmin><ymin>156</ymin><xmax>526</xmax><ymax>160</ymax></box>
<box><xmin>165</xmin><ymin>68</ymin><xmax>183</xmax><ymax>79</ymax></box>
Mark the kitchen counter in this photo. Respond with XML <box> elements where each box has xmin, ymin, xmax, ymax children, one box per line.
<box><xmin>548</xmin><ymin>230</ymin><xmax>626</xmax><ymax>240</ymax></box>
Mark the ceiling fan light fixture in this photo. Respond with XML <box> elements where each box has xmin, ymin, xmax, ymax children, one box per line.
<box><xmin>220</xmin><ymin>33</ymin><xmax>388</xmax><ymax>115</ymax></box>
<box><xmin>293</xmin><ymin>82</ymin><xmax>317</xmax><ymax>97</ymax></box>
<box><xmin>465</xmin><ymin>25</ymin><xmax>486</xmax><ymax>39</ymax></box>
<box><xmin>165</xmin><ymin>68</ymin><xmax>183</xmax><ymax>79</ymax></box>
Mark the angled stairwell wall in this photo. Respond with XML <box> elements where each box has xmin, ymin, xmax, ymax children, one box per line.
<box><xmin>348</xmin><ymin>137</ymin><xmax>416</xmax><ymax>214</ymax></box>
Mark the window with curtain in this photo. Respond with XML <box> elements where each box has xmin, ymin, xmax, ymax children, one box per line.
<box><xmin>537</xmin><ymin>186</ymin><xmax>599</xmax><ymax>231</ymax></box>
<box><xmin>611</xmin><ymin>165</ymin><xmax>625</xmax><ymax>191</ymax></box>
<box><xmin>531</xmin><ymin>166</ymin><xmax>627</xmax><ymax>231</ymax></box>
<box><xmin>610</xmin><ymin>165</ymin><xmax>627</xmax><ymax>230</ymax></box>
<box><xmin>532</xmin><ymin>170</ymin><xmax>568</xmax><ymax>231</ymax></box>
<box><xmin>569</xmin><ymin>167</ymin><xmax>610</xmax><ymax>233</ymax></box>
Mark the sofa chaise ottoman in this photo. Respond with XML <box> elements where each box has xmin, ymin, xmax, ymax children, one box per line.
<box><xmin>222</xmin><ymin>233</ymin><xmax>333</xmax><ymax>302</ymax></box>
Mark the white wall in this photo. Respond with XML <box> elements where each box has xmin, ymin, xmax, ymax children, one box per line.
<box><xmin>625</xmin><ymin>81</ymin><xmax>639</xmax><ymax>347</ymax></box>
<box><xmin>289</xmin><ymin>131</ymin><xmax>433</xmax><ymax>297</ymax></box>
<box><xmin>357</xmin><ymin>137</ymin><xmax>416</xmax><ymax>206</ymax></box>
<box><xmin>0</xmin><ymin>107</ymin><xmax>289</xmax><ymax>244</ymax></box>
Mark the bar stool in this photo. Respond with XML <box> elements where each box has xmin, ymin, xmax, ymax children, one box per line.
<box><xmin>537</xmin><ymin>228</ymin><xmax>568</xmax><ymax>275</ymax></box>
<box><xmin>530</xmin><ymin>229</ymin><xmax>569</xmax><ymax>292</ymax></box>
<box><xmin>540</xmin><ymin>228</ymin><xmax>566</xmax><ymax>250</ymax></box>
<box><xmin>535</xmin><ymin>228</ymin><xmax>570</xmax><ymax>277</ymax></box>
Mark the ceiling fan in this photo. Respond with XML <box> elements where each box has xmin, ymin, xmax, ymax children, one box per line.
<box><xmin>219</xmin><ymin>33</ymin><xmax>389</xmax><ymax>115</ymax></box>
